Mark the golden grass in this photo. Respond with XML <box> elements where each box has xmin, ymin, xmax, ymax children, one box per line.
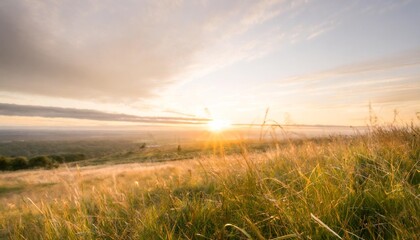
<box><xmin>0</xmin><ymin>126</ymin><xmax>419</xmax><ymax>239</ymax></box>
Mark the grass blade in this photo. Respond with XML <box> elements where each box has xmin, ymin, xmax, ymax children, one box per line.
<box><xmin>310</xmin><ymin>213</ymin><xmax>342</xmax><ymax>239</ymax></box>
<box><xmin>224</xmin><ymin>223</ymin><xmax>253</xmax><ymax>239</ymax></box>
<box><xmin>270</xmin><ymin>233</ymin><xmax>300</xmax><ymax>239</ymax></box>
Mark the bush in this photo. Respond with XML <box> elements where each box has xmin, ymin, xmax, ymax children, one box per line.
<box><xmin>10</xmin><ymin>156</ymin><xmax>29</xmax><ymax>170</ymax></box>
<box><xmin>61</xmin><ymin>153</ymin><xmax>86</xmax><ymax>163</ymax></box>
<box><xmin>0</xmin><ymin>156</ymin><xmax>10</xmax><ymax>171</ymax></box>
<box><xmin>29</xmin><ymin>156</ymin><xmax>49</xmax><ymax>167</ymax></box>
<box><xmin>29</xmin><ymin>156</ymin><xmax>58</xmax><ymax>169</ymax></box>
<box><xmin>48</xmin><ymin>155</ymin><xmax>65</xmax><ymax>163</ymax></box>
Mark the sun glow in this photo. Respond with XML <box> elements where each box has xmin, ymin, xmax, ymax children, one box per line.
<box><xmin>207</xmin><ymin>119</ymin><xmax>231</xmax><ymax>132</ymax></box>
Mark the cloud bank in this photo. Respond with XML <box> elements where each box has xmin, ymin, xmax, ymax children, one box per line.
<box><xmin>0</xmin><ymin>0</ymin><xmax>306</xmax><ymax>101</ymax></box>
<box><xmin>0</xmin><ymin>103</ymin><xmax>210</xmax><ymax>125</ymax></box>
<box><xmin>0</xmin><ymin>0</ymin><xmax>200</xmax><ymax>100</ymax></box>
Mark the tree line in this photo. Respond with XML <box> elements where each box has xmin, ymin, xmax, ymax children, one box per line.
<box><xmin>0</xmin><ymin>153</ymin><xmax>86</xmax><ymax>171</ymax></box>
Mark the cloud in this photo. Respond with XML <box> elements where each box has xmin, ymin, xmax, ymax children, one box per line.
<box><xmin>162</xmin><ymin>109</ymin><xmax>197</xmax><ymax>118</ymax></box>
<box><xmin>278</xmin><ymin>49</ymin><xmax>420</xmax><ymax>84</ymax></box>
<box><xmin>221</xmin><ymin>49</ymin><xmax>420</xmax><ymax>114</ymax></box>
<box><xmin>0</xmin><ymin>0</ymin><xmax>203</xmax><ymax>100</ymax></box>
<box><xmin>306</xmin><ymin>20</ymin><xmax>338</xmax><ymax>40</ymax></box>
<box><xmin>361</xmin><ymin>0</ymin><xmax>412</xmax><ymax>14</ymax></box>
<box><xmin>0</xmin><ymin>103</ymin><xmax>210</xmax><ymax>124</ymax></box>
<box><xmin>0</xmin><ymin>0</ymin><xmax>320</xmax><ymax>102</ymax></box>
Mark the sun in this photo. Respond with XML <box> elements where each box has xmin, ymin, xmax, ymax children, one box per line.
<box><xmin>208</xmin><ymin>119</ymin><xmax>231</xmax><ymax>132</ymax></box>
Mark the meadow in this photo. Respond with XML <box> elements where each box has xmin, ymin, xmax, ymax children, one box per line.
<box><xmin>0</xmin><ymin>125</ymin><xmax>418</xmax><ymax>239</ymax></box>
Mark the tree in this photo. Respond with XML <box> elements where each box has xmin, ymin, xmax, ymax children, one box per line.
<box><xmin>29</xmin><ymin>156</ymin><xmax>57</xmax><ymax>169</ymax></box>
<box><xmin>0</xmin><ymin>156</ymin><xmax>10</xmax><ymax>171</ymax></box>
<box><xmin>10</xmin><ymin>156</ymin><xmax>29</xmax><ymax>170</ymax></box>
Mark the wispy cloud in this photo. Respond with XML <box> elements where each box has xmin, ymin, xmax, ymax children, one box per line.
<box><xmin>225</xmin><ymin>49</ymin><xmax>420</xmax><ymax>97</ymax></box>
<box><xmin>219</xmin><ymin>49</ymin><xmax>420</xmax><ymax>117</ymax></box>
<box><xmin>277</xmin><ymin>49</ymin><xmax>420</xmax><ymax>84</ymax></box>
<box><xmin>162</xmin><ymin>109</ymin><xmax>197</xmax><ymax>118</ymax></box>
<box><xmin>0</xmin><ymin>103</ymin><xmax>210</xmax><ymax>125</ymax></box>
<box><xmin>306</xmin><ymin>20</ymin><xmax>338</xmax><ymax>40</ymax></box>
<box><xmin>361</xmin><ymin>0</ymin><xmax>412</xmax><ymax>14</ymax></box>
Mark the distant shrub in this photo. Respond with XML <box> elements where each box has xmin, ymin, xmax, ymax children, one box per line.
<box><xmin>29</xmin><ymin>156</ymin><xmax>58</xmax><ymax>169</ymax></box>
<box><xmin>10</xmin><ymin>156</ymin><xmax>29</xmax><ymax>170</ymax></box>
<box><xmin>0</xmin><ymin>156</ymin><xmax>10</xmax><ymax>171</ymax></box>
<box><xmin>29</xmin><ymin>156</ymin><xmax>49</xmax><ymax>167</ymax></box>
<box><xmin>0</xmin><ymin>153</ymin><xmax>86</xmax><ymax>171</ymax></box>
<box><xmin>61</xmin><ymin>153</ymin><xmax>86</xmax><ymax>163</ymax></box>
<box><xmin>48</xmin><ymin>155</ymin><xmax>65</xmax><ymax>163</ymax></box>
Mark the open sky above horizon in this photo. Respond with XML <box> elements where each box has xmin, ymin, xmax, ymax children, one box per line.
<box><xmin>0</xmin><ymin>0</ymin><xmax>419</xmax><ymax>128</ymax></box>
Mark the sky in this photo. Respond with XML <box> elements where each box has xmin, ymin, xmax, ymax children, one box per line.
<box><xmin>0</xmin><ymin>0</ymin><xmax>419</xmax><ymax>128</ymax></box>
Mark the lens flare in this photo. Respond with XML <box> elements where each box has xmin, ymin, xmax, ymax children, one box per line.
<box><xmin>207</xmin><ymin>119</ymin><xmax>231</xmax><ymax>132</ymax></box>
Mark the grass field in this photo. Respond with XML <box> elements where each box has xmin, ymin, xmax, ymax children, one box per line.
<box><xmin>0</xmin><ymin>126</ymin><xmax>419</xmax><ymax>239</ymax></box>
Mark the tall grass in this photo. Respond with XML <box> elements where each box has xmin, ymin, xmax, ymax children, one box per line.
<box><xmin>0</xmin><ymin>126</ymin><xmax>419</xmax><ymax>239</ymax></box>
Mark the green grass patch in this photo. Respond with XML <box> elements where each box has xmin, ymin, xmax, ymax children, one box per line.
<box><xmin>0</xmin><ymin>186</ymin><xmax>24</xmax><ymax>195</ymax></box>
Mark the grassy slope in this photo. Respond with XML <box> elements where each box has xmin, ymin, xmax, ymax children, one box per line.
<box><xmin>0</xmin><ymin>127</ymin><xmax>419</xmax><ymax>239</ymax></box>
